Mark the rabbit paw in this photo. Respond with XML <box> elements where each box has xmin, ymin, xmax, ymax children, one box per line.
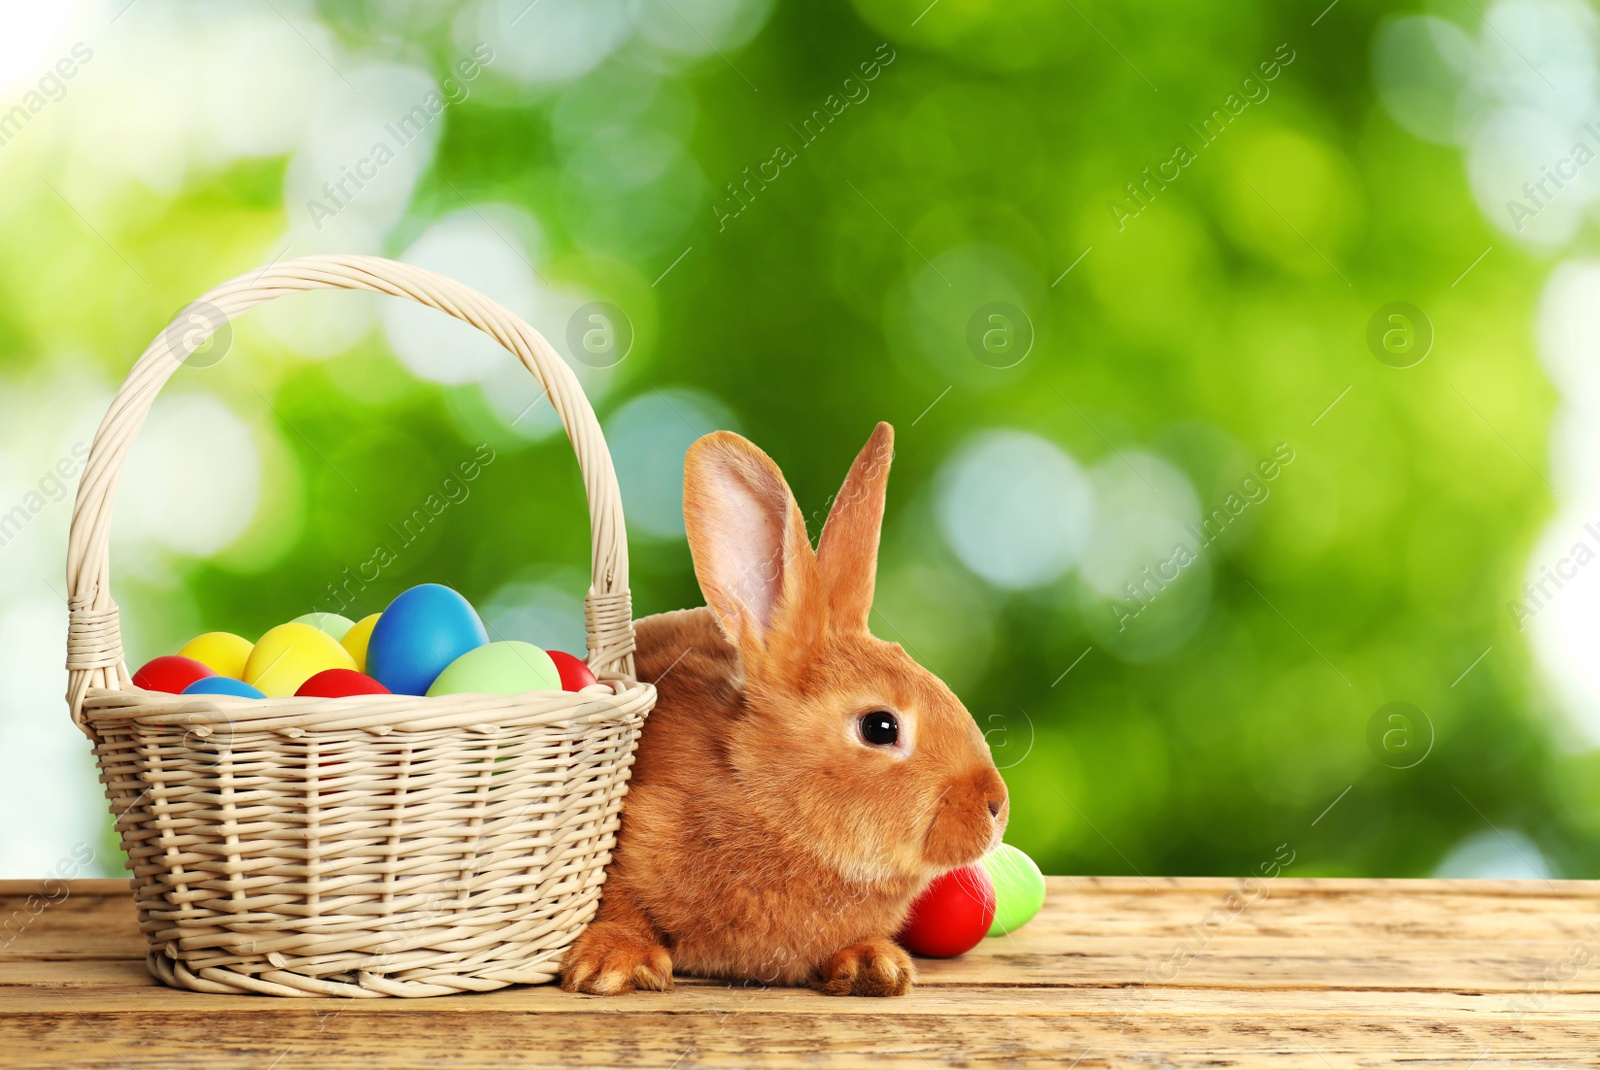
<box><xmin>560</xmin><ymin>924</ymin><xmax>674</xmax><ymax>995</ymax></box>
<box><xmin>814</xmin><ymin>937</ymin><xmax>915</xmax><ymax>997</ymax></box>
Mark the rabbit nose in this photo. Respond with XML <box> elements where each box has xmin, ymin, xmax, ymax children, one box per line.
<box><xmin>978</xmin><ymin>766</ymin><xmax>1008</xmax><ymax>821</ymax></box>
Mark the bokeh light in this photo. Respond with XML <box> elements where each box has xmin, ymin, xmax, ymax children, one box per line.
<box><xmin>606</xmin><ymin>388</ymin><xmax>740</xmax><ymax>540</ymax></box>
<box><xmin>384</xmin><ymin>207</ymin><xmax>547</xmax><ymax>384</ymax></box>
<box><xmin>936</xmin><ymin>430</ymin><xmax>1094</xmax><ymax>590</ymax></box>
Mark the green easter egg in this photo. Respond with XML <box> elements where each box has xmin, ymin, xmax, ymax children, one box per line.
<box><xmin>426</xmin><ymin>641</ymin><xmax>561</xmax><ymax>697</ymax></box>
<box><xmin>293</xmin><ymin>612</ymin><xmax>355</xmax><ymax>641</ymax></box>
<box><xmin>980</xmin><ymin>843</ymin><xmax>1046</xmax><ymax>936</ymax></box>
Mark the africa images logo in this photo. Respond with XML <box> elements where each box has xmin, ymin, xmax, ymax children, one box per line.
<box><xmin>712</xmin><ymin>43</ymin><xmax>896</xmax><ymax>232</ymax></box>
<box><xmin>1107</xmin><ymin>43</ymin><xmax>1296</xmax><ymax>232</ymax></box>
<box><xmin>305</xmin><ymin>44</ymin><xmax>495</xmax><ymax>231</ymax></box>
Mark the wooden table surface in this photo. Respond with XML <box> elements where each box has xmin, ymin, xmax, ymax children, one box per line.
<box><xmin>3</xmin><ymin>877</ymin><xmax>1598</xmax><ymax>1068</ymax></box>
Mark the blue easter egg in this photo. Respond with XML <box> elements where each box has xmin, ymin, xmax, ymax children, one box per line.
<box><xmin>181</xmin><ymin>676</ymin><xmax>266</xmax><ymax>699</ymax></box>
<box><xmin>367</xmin><ymin>583</ymin><xmax>488</xmax><ymax>696</ymax></box>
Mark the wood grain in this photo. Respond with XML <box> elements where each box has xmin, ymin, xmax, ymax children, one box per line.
<box><xmin>2</xmin><ymin>878</ymin><xmax>1597</xmax><ymax>1068</ymax></box>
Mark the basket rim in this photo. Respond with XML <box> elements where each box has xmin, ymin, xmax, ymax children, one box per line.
<box><xmin>81</xmin><ymin>677</ymin><xmax>655</xmax><ymax>734</ymax></box>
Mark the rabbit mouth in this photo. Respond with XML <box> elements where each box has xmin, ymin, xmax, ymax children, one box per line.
<box><xmin>920</xmin><ymin>784</ymin><xmax>994</xmax><ymax>869</ymax></box>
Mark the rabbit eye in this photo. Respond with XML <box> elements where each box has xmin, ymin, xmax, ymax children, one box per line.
<box><xmin>858</xmin><ymin>709</ymin><xmax>899</xmax><ymax>747</ymax></box>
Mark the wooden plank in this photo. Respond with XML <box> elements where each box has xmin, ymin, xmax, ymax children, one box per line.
<box><xmin>3</xmin><ymin>975</ymin><xmax>1600</xmax><ymax>1020</ymax></box>
<box><xmin>2</xmin><ymin>1008</ymin><xmax>1598</xmax><ymax>1069</ymax></box>
<box><xmin>9</xmin><ymin>881</ymin><xmax>1599</xmax><ymax>995</ymax></box>
<box><xmin>9</xmin><ymin>935</ymin><xmax>1597</xmax><ymax>995</ymax></box>
<box><xmin>2</xmin><ymin>878</ymin><xmax>1598</xmax><ymax>1068</ymax></box>
<box><xmin>3</xmin><ymin>943</ymin><xmax>1598</xmax><ymax>997</ymax></box>
<box><xmin>12</xmin><ymin>879</ymin><xmax>1600</xmax><ymax>949</ymax></box>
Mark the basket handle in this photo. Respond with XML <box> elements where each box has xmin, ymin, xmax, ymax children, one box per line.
<box><xmin>65</xmin><ymin>254</ymin><xmax>636</xmax><ymax>730</ymax></box>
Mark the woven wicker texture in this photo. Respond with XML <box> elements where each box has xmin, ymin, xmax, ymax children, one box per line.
<box><xmin>64</xmin><ymin>255</ymin><xmax>655</xmax><ymax>997</ymax></box>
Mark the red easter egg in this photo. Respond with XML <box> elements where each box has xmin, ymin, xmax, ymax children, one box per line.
<box><xmin>895</xmin><ymin>863</ymin><xmax>996</xmax><ymax>959</ymax></box>
<box><xmin>547</xmin><ymin>650</ymin><xmax>599</xmax><ymax>691</ymax></box>
<box><xmin>295</xmin><ymin>668</ymin><xmax>391</xmax><ymax>697</ymax></box>
<box><xmin>132</xmin><ymin>655</ymin><xmax>215</xmax><ymax>694</ymax></box>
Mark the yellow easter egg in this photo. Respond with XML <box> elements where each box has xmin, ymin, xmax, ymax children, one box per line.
<box><xmin>340</xmin><ymin>613</ymin><xmax>380</xmax><ymax>672</ymax></box>
<box><xmin>244</xmin><ymin>622</ymin><xmax>356</xmax><ymax>697</ymax></box>
<box><xmin>177</xmin><ymin>632</ymin><xmax>254</xmax><ymax>679</ymax></box>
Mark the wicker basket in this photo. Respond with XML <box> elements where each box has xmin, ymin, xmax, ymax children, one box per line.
<box><xmin>64</xmin><ymin>254</ymin><xmax>655</xmax><ymax>997</ymax></box>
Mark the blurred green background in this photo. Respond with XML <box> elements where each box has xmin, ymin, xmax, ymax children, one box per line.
<box><xmin>3</xmin><ymin>0</ymin><xmax>1598</xmax><ymax>881</ymax></box>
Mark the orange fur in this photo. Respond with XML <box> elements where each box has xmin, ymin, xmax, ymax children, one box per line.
<box><xmin>560</xmin><ymin>423</ymin><xmax>1008</xmax><ymax>997</ymax></box>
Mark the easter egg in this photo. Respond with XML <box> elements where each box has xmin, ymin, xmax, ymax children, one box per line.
<box><xmin>340</xmin><ymin>613</ymin><xmax>380</xmax><ymax>671</ymax></box>
<box><xmin>293</xmin><ymin>612</ymin><xmax>355</xmax><ymax>641</ymax></box>
<box><xmin>177</xmin><ymin>632</ymin><xmax>254</xmax><ymax>679</ymax></box>
<box><xmin>895</xmin><ymin>863</ymin><xmax>996</xmax><ymax>959</ymax></box>
<box><xmin>426</xmin><ymin>641</ymin><xmax>561</xmax><ymax>696</ymax></box>
<box><xmin>548</xmin><ymin>650</ymin><xmax>599</xmax><ymax>691</ymax></box>
<box><xmin>367</xmin><ymin>584</ymin><xmax>487</xmax><ymax>696</ymax></box>
<box><xmin>980</xmin><ymin>844</ymin><xmax>1046</xmax><ymax>936</ymax></box>
<box><xmin>181</xmin><ymin>677</ymin><xmax>266</xmax><ymax>699</ymax></box>
<box><xmin>296</xmin><ymin>669</ymin><xmax>390</xmax><ymax>698</ymax></box>
<box><xmin>132</xmin><ymin>655</ymin><xmax>215</xmax><ymax>694</ymax></box>
<box><xmin>244</xmin><ymin>622</ymin><xmax>357</xmax><ymax>697</ymax></box>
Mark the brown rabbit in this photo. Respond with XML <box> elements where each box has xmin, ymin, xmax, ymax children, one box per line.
<box><xmin>559</xmin><ymin>422</ymin><xmax>1008</xmax><ymax>997</ymax></box>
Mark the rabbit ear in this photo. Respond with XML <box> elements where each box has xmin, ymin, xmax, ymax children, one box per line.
<box><xmin>815</xmin><ymin>422</ymin><xmax>894</xmax><ymax>632</ymax></box>
<box><xmin>683</xmin><ymin>430</ymin><xmax>816</xmax><ymax>650</ymax></box>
